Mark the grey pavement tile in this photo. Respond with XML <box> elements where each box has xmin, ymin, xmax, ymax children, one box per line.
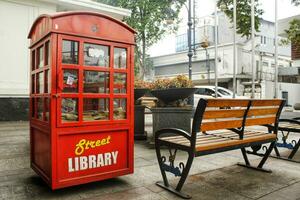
<box><xmin>0</xmin><ymin>144</ymin><xmax>29</xmax><ymax>158</ymax></box>
<box><xmin>158</xmin><ymin>180</ymin><xmax>251</xmax><ymax>200</ymax></box>
<box><xmin>0</xmin><ymin>135</ymin><xmax>29</xmax><ymax>145</ymax></box>
<box><xmin>86</xmin><ymin>187</ymin><xmax>166</xmax><ymax>200</ymax></box>
<box><xmin>257</xmin><ymin>181</ymin><xmax>300</xmax><ymax>200</ymax></box>
<box><xmin>202</xmin><ymin>165</ymin><xmax>299</xmax><ymax>199</ymax></box>
<box><xmin>135</xmin><ymin>157</ymin><xmax>155</xmax><ymax>168</ymax></box>
<box><xmin>0</xmin><ymin>156</ymin><xmax>29</xmax><ymax>172</ymax></box>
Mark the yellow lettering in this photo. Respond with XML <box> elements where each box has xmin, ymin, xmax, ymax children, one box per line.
<box><xmin>96</xmin><ymin>140</ymin><xmax>101</xmax><ymax>146</ymax></box>
<box><xmin>90</xmin><ymin>141</ymin><xmax>95</xmax><ymax>148</ymax></box>
<box><xmin>74</xmin><ymin>136</ymin><xmax>112</xmax><ymax>155</ymax></box>
<box><xmin>101</xmin><ymin>138</ymin><xmax>106</xmax><ymax>145</ymax></box>
<box><xmin>107</xmin><ymin>136</ymin><xmax>111</xmax><ymax>144</ymax></box>
<box><xmin>85</xmin><ymin>141</ymin><xmax>90</xmax><ymax>149</ymax></box>
<box><xmin>75</xmin><ymin>139</ymin><xmax>86</xmax><ymax>156</ymax></box>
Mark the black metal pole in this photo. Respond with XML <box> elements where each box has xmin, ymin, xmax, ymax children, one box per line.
<box><xmin>193</xmin><ymin>0</ymin><xmax>196</xmax><ymax>55</ymax></box>
<box><xmin>187</xmin><ymin>0</ymin><xmax>193</xmax><ymax>80</ymax></box>
<box><xmin>187</xmin><ymin>0</ymin><xmax>194</xmax><ymax>106</ymax></box>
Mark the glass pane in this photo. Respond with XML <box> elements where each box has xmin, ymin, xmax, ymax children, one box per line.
<box><xmin>84</xmin><ymin>71</ymin><xmax>109</xmax><ymax>93</ymax></box>
<box><xmin>83</xmin><ymin>98</ymin><xmax>109</xmax><ymax>121</ymax></box>
<box><xmin>31</xmin><ymin>50</ymin><xmax>35</xmax><ymax>71</ymax></box>
<box><xmin>113</xmin><ymin>98</ymin><xmax>126</xmax><ymax>120</ymax></box>
<box><xmin>45</xmin><ymin>41</ymin><xmax>50</xmax><ymax>66</ymax></box>
<box><xmin>31</xmin><ymin>98</ymin><xmax>35</xmax><ymax>118</ymax></box>
<box><xmin>62</xmin><ymin>40</ymin><xmax>79</xmax><ymax>64</ymax></box>
<box><xmin>37</xmin><ymin>72</ymin><xmax>44</xmax><ymax>94</ymax></box>
<box><xmin>114</xmin><ymin>48</ymin><xmax>127</xmax><ymax>69</ymax></box>
<box><xmin>63</xmin><ymin>70</ymin><xmax>78</xmax><ymax>93</ymax></box>
<box><xmin>31</xmin><ymin>75</ymin><xmax>35</xmax><ymax>94</ymax></box>
<box><xmin>45</xmin><ymin>98</ymin><xmax>50</xmax><ymax>122</ymax></box>
<box><xmin>61</xmin><ymin>98</ymin><xmax>78</xmax><ymax>122</ymax></box>
<box><xmin>37</xmin><ymin>98</ymin><xmax>43</xmax><ymax>120</ymax></box>
<box><xmin>114</xmin><ymin>73</ymin><xmax>126</xmax><ymax>93</ymax></box>
<box><xmin>37</xmin><ymin>46</ymin><xmax>44</xmax><ymax>68</ymax></box>
<box><xmin>84</xmin><ymin>43</ymin><xmax>109</xmax><ymax>67</ymax></box>
<box><xmin>45</xmin><ymin>70</ymin><xmax>50</xmax><ymax>93</ymax></box>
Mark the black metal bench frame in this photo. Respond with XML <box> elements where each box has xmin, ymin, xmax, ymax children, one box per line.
<box><xmin>155</xmin><ymin>99</ymin><xmax>285</xmax><ymax>199</ymax></box>
<box><xmin>249</xmin><ymin>117</ymin><xmax>300</xmax><ymax>163</ymax></box>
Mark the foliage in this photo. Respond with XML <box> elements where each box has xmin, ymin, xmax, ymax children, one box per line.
<box><xmin>151</xmin><ymin>75</ymin><xmax>193</xmax><ymax>90</ymax></box>
<box><xmin>281</xmin><ymin>19</ymin><xmax>300</xmax><ymax>49</ymax></box>
<box><xmin>217</xmin><ymin>0</ymin><xmax>263</xmax><ymax>38</ymax></box>
<box><xmin>292</xmin><ymin>0</ymin><xmax>300</xmax><ymax>6</ymax></box>
<box><xmin>94</xmin><ymin>0</ymin><xmax>185</xmax><ymax>79</ymax></box>
<box><xmin>134</xmin><ymin>79</ymin><xmax>151</xmax><ymax>89</ymax></box>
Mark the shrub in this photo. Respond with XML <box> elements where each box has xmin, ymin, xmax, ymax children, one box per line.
<box><xmin>134</xmin><ymin>79</ymin><xmax>151</xmax><ymax>89</ymax></box>
<box><xmin>151</xmin><ymin>75</ymin><xmax>193</xmax><ymax>90</ymax></box>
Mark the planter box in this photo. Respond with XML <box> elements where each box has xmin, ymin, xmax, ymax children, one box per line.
<box><xmin>134</xmin><ymin>105</ymin><xmax>147</xmax><ymax>140</ymax></box>
<box><xmin>151</xmin><ymin>107</ymin><xmax>193</xmax><ymax>138</ymax></box>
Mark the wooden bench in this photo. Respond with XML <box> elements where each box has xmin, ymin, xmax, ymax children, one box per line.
<box><xmin>155</xmin><ymin>98</ymin><xmax>285</xmax><ymax>199</ymax></box>
<box><xmin>250</xmin><ymin>117</ymin><xmax>300</xmax><ymax>163</ymax></box>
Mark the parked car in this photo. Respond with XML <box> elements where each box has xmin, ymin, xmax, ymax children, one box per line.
<box><xmin>193</xmin><ymin>86</ymin><xmax>247</xmax><ymax>106</ymax></box>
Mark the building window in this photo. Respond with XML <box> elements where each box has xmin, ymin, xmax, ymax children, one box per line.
<box><xmin>262</xmin><ymin>61</ymin><xmax>268</xmax><ymax>67</ymax></box>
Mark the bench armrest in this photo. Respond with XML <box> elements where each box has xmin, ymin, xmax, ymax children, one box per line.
<box><xmin>155</xmin><ymin>128</ymin><xmax>191</xmax><ymax>141</ymax></box>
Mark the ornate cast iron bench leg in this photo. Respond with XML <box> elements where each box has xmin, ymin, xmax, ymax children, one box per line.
<box><xmin>240</xmin><ymin>141</ymin><xmax>276</xmax><ymax>173</ymax></box>
<box><xmin>271</xmin><ymin>138</ymin><xmax>300</xmax><ymax>163</ymax></box>
<box><xmin>155</xmin><ymin>140</ymin><xmax>194</xmax><ymax>199</ymax></box>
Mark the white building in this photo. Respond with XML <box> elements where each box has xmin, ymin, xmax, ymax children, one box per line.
<box><xmin>151</xmin><ymin>12</ymin><xmax>300</xmax><ymax>106</ymax></box>
<box><xmin>277</xmin><ymin>14</ymin><xmax>300</xmax><ymax>107</ymax></box>
<box><xmin>0</xmin><ymin>0</ymin><xmax>130</xmax><ymax>120</ymax></box>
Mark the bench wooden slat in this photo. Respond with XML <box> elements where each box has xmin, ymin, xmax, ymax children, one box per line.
<box><xmin>162</xmin><ymin>135</ymin><xmax>216</xmax><ymax>144</ymax></box>
<box><xmin>248</xmin><ymin>108</ymin><xmax>278</xmax><ymax>117</ymax></box>
<box><xmin>195</xmin><ymin>134</ymin><xmax>276</xmax><ymax>152</ymax></box>
<box><xmin>201</xmin><ymin>120</ymin><xmax>243</xmax><ymax>131</ymax></box>
<box><xmin>251</xmin><ymin>99</ymin><xmax>282</xmax><ymax>106</ymax></box>
<box><xmin>203</xmin><ymin>109</ymin><xmax>246</xmax><ymax>119</ymax></box>
<box><xmin>245</xmin><ymin>116</ymin><xmax>276</xmax><ymax>126</ymax></box>
<box><xmin>206</xmin><ymin>99</ymin><xmax>250</xmax><ymax>107</ymax></box>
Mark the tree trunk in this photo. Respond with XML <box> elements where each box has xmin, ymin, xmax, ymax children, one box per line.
<box><xmin>138</xmin><ymin>32</ymin><xmax>146</xmax><ymax>80</ymax></box>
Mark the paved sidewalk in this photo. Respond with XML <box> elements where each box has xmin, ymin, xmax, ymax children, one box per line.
<box><xmin>0</xmin><ymin>121</ymin><xmax>299</xmax><ymax>200</ymax></box>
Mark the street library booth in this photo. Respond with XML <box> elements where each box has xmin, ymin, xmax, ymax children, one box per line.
<box><xmin>28</xmin><ymin>11</ymin><xmax>135</xmax><ymax>189</ymax></box>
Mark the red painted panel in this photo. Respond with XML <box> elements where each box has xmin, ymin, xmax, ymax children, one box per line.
<box><xmin>32</xmin><ymin>128</ymin><xmax>51</xmax><ymax>177</ymax></box>
<box><xmin>57</xmin><ymin>130</ymin><xmax>128</xmax><ymax>182</ymax></box>
<box><xmin>53</xmin><ymin>15</ymin><xmax>134</xmax><ymax>44</ymax></box>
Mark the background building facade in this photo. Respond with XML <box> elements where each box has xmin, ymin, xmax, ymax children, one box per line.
<box><xmin>151</xmin><ymin>12</ymin><xmax>300</xmax><ymax>106</ymax></box>
<box><xmin>0</xmin><ymin>0</ymin><xmax>130</xmax><ymax>120</ymax></box>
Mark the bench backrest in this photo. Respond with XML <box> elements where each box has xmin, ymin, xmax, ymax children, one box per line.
<box><xmin>192</xmin><ymin>98</ymin><xmax>285</xmax><ymax>138</ymax></box>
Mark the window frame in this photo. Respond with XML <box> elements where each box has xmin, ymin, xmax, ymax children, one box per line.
<box><xmin>57</xmin><ymin>35</ymin><xmax>131</xmax><ymax>127</ymax></box>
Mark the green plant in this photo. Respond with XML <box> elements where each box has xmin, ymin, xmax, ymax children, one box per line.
<box><xmin>217</xmin><ymin>0</ymin><xmax>263</xmax><ymax>38</ymax></box>
<box><xmin>134</xmin><ymin>79</ymin><xmax>151</xmax><ymax>89</ymax></box>
<box><xmin>292</xmin><ymin>0</ymin><xmax>300</xmax><ymax>6</ymax></box>
<box><xmin>151</xmin><ymin>75</ymin><xmax>193</xmax><ymax>90</ymax></box>
<box><xmin>281</xmin><ymin>19</ymin><xmax>300</xmax><ymax>49</ymax></box>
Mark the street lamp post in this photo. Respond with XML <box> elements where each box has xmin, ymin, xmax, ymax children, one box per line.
<box><xmin>214</xmin><ymin>1</ymin><xmax>219</xmax><ymax>98</ymax></box>
<box><xmin>168</xmin><ymin>0</ymin><xmax>194</xmax><ymax>105</ymax></box>
<box><xmin>233</xmin><ymin>0</ymin><xmax>237</xmax><ymax>98</ymax></box>
<box><xmin>201</xmin><ymin>41</ymin><xmax>210</xmax><ymax>85</ymax></box>
<box><xmin>187</xmin><ymin>0</ymin><xmax>193</xmax><ymax>81</ymax></box>
<box><xmin>251</xmin><ymin>0</ymin><xmax>256</xmax><ymax>99</ymax></box>
<box><xmin>274</xmin><ymin>0</ymin><xmax>278</xmax><ymax>98</ymax></box>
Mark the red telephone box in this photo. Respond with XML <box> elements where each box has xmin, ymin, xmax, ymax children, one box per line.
<box><xmin>28</xmin><ymin>11</ymin><xmax>135</xmax><ymax>189</ymax></box>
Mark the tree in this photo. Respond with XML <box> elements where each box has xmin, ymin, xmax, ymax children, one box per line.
<box><xmin>292</xmin><ymin>0</ymin><xmax>300</xmax><ymax>6</ymax></box>
<box><xmin>282</xmin><ymin>0</ymin><xmax>300</xmax><ymax>48</ymax></box>
<box><xmin>282</xmin><ymin>19</ymin><xmax>300</xmax><ymax>47</ymax></box>
<box><xmin>95</xmin><ymin>0</ymin><xmax>185</xmax><ymax>79</ymax></box>
<box><xmin>217</xmin><ymin>0</ymin><xmax>263</xmax><ymax>38</ymax></box>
